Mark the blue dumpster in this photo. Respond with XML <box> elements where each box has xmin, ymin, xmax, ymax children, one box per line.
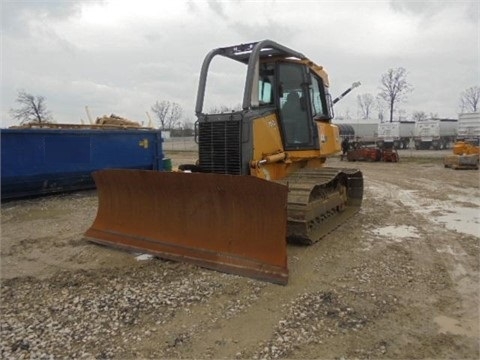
<box><xmin>1</xmin><ymin>128</ymin><xmax>164</xmax><ymax>200</ymax></box>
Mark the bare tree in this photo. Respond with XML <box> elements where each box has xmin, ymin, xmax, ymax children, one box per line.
<box><xmin>357</xmin><ymin>93</ymin><xmax>375</xmax><ymax>119</ymax></box>
<box><xmin>10</xmin><ymin>90</ymin><xmax>52</xmax><ymax>124</ymax></box>
<box><xmin>151</xmin><ymin>100</ymin><xmax>183</xmax><ymax>130</ymax></box>
<box><xmin>412</xmin><ymin>111</ymin><xmax>428</xmax><ymax>121</ymax></box>
<box><xmin>459</xmin><ymin>86</ymin><xmax>480</xmax><ymax>113</ymax></box>
<box><xmin>205</xmin><ymin>102</ymin><xmax>243</xmax><ymax>114</ymax></box>
<box><xmin>378</xmin><ymin>67</ymin><xmax>413</xmax><ymax>122</ymax></box>
<box><xmin>207</xmin><ymin>105</ymin><xmax>225</xmax><ymax>114</ymax></box>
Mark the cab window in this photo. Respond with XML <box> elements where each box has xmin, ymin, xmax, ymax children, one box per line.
<box><xmin>309</xmin><ymin>74</ymin><xmax>329</xmax><ymax>120</ymax></box>
<box><xmin>259</xmin><ymin>81</ymin><xmax>272</xmax><ymax>104</ymax></box>
<box><xmin>258</xmin><ymin>65</ymin><xmax>275</xmax><ymax>106</ymax></box>
<box><xmin>278</xmin><ymin>63</ymin><xmax>315</xmax><ymax>149</ymax></box>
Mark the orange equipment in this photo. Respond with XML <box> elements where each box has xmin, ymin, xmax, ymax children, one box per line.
<box><xmin>346</xmin><ymin>146</ymin><xmax>398</xmax><ymax>162</ymax></box>
<box><xmin>85</xmin><ymin>40</ymin><xmax>364</xmax><ymax>284</ymax></box>
<box><xmin>346</xmin><ymin>146</ymin><xmax>382</xmax><ymax>162</ymax></box>
<box><xmin>444</xmin><ymin>140</ymin><xmax>479</xmax><ymax>170</ymax></box>
<box><xmin>381</xmin><ymin>148</ymin><xmax>399</xmax><ymax>162</ymax></box>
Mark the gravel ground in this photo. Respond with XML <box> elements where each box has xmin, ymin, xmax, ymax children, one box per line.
<box><xmin>1</xmin><ymin>150</ymin><xmax>479</xmax><ymax>359</ymax></box>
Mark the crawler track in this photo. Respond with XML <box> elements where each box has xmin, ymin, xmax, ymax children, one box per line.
<box><xmin>276</xmin><ymin>167</ymin><xmax>363</xmax><ymax>244</ymax></box>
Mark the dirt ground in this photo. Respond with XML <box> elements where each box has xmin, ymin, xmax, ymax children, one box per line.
<box><xmin>1</xmin><ymin>150</ymin><xmax>479</xmax><ymax>359</ymax></box>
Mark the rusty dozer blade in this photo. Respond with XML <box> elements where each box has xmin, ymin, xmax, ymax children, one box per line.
<box><xmin>85</xmin><ymin>169</ymin><xmax>289</xmax><ymax>284</ymax></box>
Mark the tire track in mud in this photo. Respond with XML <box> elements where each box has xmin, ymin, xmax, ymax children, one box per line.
<box><xmin>367</xmin><ymin>177</ymin><xmax>479</xmax><ymax>342</ymax></box>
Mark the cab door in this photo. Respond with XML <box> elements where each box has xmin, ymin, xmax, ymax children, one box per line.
<box><xmin>277</xmin><ymin>63</ymin><xmax>317</xmax><ymax>150</ymax></box>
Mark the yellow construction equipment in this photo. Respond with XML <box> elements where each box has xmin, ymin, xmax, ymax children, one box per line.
<box><xmin>85</xmin><ymin>40</ymin><xmax>363</xmax><ymax>284</ymax></box>
<box><xmin>453</xmin><ymin>140</ymin><xmax>480</xmax><ymax>156</ymax></box>
<box><xmin>444</xmin><ymin>140</ymin><xmax>479</xmax><ymax>170</ymax></box>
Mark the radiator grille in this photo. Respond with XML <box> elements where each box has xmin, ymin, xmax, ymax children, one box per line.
<box><xmin>198</xmin><ymin>119</ymin><xmax>242</xmax><ymax>175</ymax></box>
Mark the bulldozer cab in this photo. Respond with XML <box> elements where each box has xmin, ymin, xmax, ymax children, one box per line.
<box><xmin>275</xmin><ymin>62</ymin><xmax>332</xmax><ymax>150</ymax></box>
<box><xmin>195</xmin><ymin>40</ymin><xmax>335</xmax><ymax>154</ymax></box>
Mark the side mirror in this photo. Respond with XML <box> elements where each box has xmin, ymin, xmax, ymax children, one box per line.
<box><xmin>326</xmin><ymin>93</ymin><xmax>334</xmax><ymax>119</ymax></box>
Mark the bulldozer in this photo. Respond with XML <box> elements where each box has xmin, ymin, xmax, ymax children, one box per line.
<box><xmin>444</xmin><ymin>139</ymin><xmax>479</xmax><ymax>170</ymax></box>
<box><xmin>85</xmin><ymin>40</ymin><xmax>363</xmax><ymax>285</ymax></box>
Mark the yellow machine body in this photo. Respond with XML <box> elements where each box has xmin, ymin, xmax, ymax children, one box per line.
<box><xmin>444</xmin><ymin>140</ymin><xmax>479</xmax><ymax>170</ymax></box>
<box><xmin>250</xmin><ymin>114</ymin><xmax>341</xmax><ymax>180</ymax></box>
<box><xmin>453</xmin><ymin>141</ymin><xmax>480</xmax><ymax>156</ymax></box>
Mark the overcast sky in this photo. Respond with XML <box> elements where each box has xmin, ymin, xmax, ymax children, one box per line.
<box><xmin>1</xmin><ymin>0</ymin><xmax>478</xmax><ymax>128</ymax></box>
